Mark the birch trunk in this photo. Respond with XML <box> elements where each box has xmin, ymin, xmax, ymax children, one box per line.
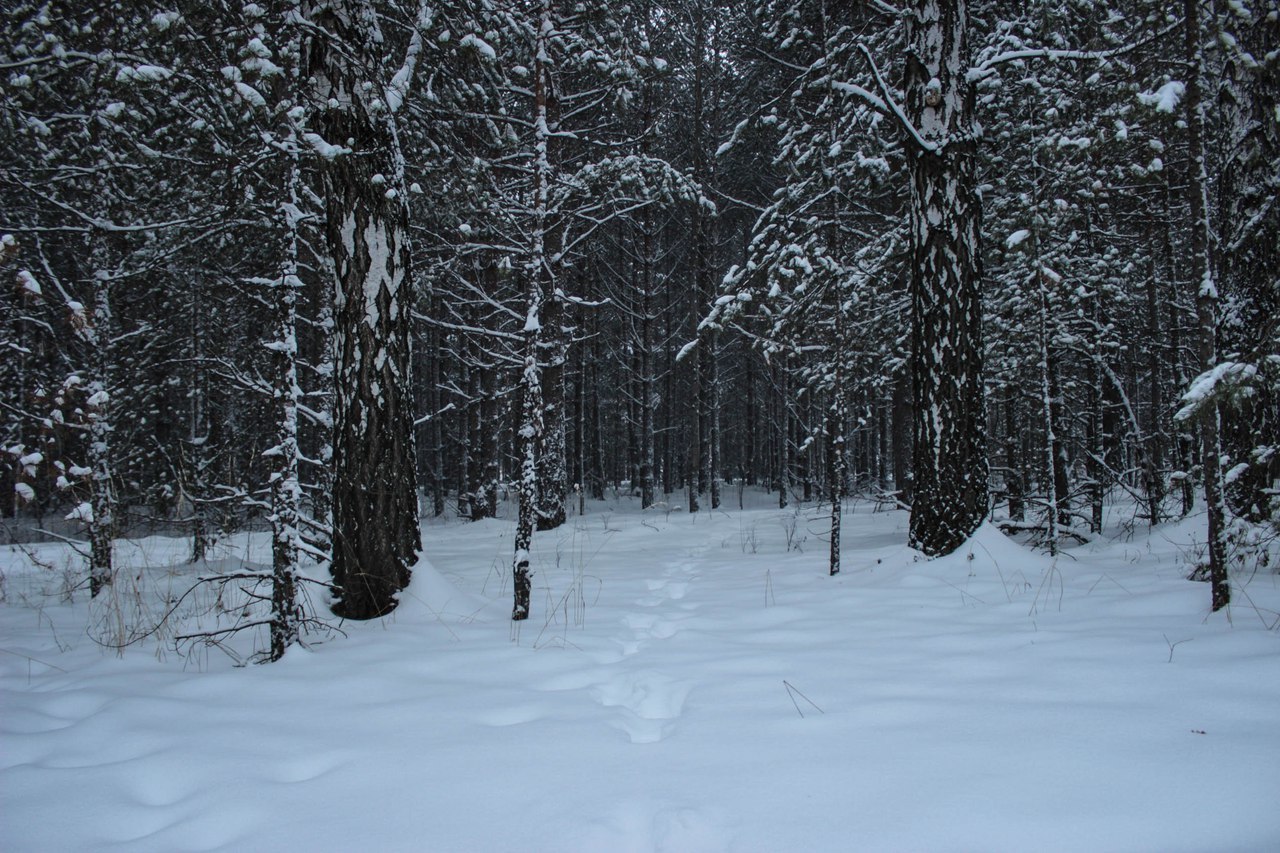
<box><xmin>905</xmin><ymin>0</ymin><xmax>988</xmax><ymax>556</ymax></box>
<box><xmin>1184</xmin><ymin>0</ymin><xmax>1229</xmax><ymax>611</ymax></box>
<box><xmin>305</xmin><ymin>0</ymin><xmax>419</xmax><ymax>619</ymax></box>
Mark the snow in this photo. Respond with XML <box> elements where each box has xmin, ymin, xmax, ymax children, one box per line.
<box><xmin>1176</xmin><ymin>360</ymin><xmax>1258</xmax><ymax>421</ymax></box>
<box><xmin>17</xmin><ymin>269</ymin><xmax>41</xmax><ymax>296</ymax></box>
<box><xmin>115</xmin><ymin>64</ymin><xmax>173</xmax><ymax>84</ymax></box>
<box><xmin>18</xmin><ymin>452</ymin><xmax>43</xmax><ymax>474</ymax></box>
<box><xmin>2</xmin><ymin>497</ymin><xmax>1278</xmax><ymax>852</ymax></box>
<box><xmin>150</xmin><ymin>11</ymin><xmax>180</xmax><ymax>31</ymax></box>
<box><xmin>360</xmin><ymin>220</ymin><xmax>396</xmax><ymax>329</ymax></box>
<box><xmin>1005</xmin><ymin>228</ymin><xmax>1031</xmax><ymax>249</ymax></box>
<box><xmin>460</xmin><ymin>33</ymin><xmax>497</xmax><ymax>61</ymax></box>
<box><xmin>301</xmin><ymin>133</ymin><xmax>351</xmax><ymax>161</ymax></box>
<box><xmin>233</xmin><ymin>82</ymin><xmax>266</xmax><ymax>110</ymax></box>
<box><xmin>1137</xmin><ymin>81</ymin><xmax>1185</xmax><ymax>114</ymax></box>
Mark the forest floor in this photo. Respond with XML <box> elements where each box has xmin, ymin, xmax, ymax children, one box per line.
<box><xmin>2</xmin><ymin>490</ymin><xmax>1279</xmax><ymax>852</ymax></box>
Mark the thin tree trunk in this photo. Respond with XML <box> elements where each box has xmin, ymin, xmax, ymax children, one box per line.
<box><xmin>536</xmin><ymin>274</ymin><xmax>567</xmax><ymax>530</ymax></box>
<box><xmin>828</xmin><ymin>378</ymin><xmax>847</xmax><ymax>576</ymax></box>
<box><xmin>745</xmin><ymin>351</ymin><xmax>757</xmax><ymax>486</ymax></box>
<box><xmin>513</xmin><ymin>0</ymin><xmax>557</xmax><ymax>620</ymax></box>
<box><xmin>639</xmin><ymin>216</ymin><xmax>656</xmax><ymax>510</ymax></box>
<box><xmin>1144</xmin><ymin>256</ymin><xmax>1166</xmax><ymax>525</ymax></box>
<box><xmin>1184</xmin><ymin>0</ymin><xmax>1229</xmax><ymax>611</ymax></box>
<box><xmin>267</xmin><ymin>128</ymin><xmax>305</xmax><ymax>661</ymax></box>
<box><xmin>86</xmin><ymin>249</ymin><xmax>115</xmax><ymax>598</ymax></box>
<box><xmin>776</xmin><ymin>365</ymin><xmax>789</xmax><ymax>509</ymax></box>
<box><xmin>1004</xmin><ymin>387</ymin><xmax>1024</xmax><ymax>522</ymax></box>
<box><xmin>891</xmin><ymin>364</ymin><xmax>912</xmax><ymax>505</ymax></box>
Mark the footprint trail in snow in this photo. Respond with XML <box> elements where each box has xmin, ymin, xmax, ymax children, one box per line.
<box><xmin>584</xmin><ymin>545</ymin><xmax>707</xmax><ymax>743</ymax></box>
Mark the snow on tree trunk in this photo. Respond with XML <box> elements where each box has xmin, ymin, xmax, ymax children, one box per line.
<box><xmin>775</xmin><ymin>365</ymin><xmax>789</xmax><ymax>509</ymax></box>
<box><xmin>536</xmin><ymin>280</ymin><xmax>568</xmax><ymax>531</ymax></box>
<box><xmin>639</xmin><ymin>217</ymin><xmax>657</xmax><ymax>511</ymax></box>
<box><xmin>306</xmin><ymin>0</ymin><xmax>419</xmax><ymax>620</ymax></box>
<box><xmin>266</xmin><ymin>124</ymin><xmax>305</xmax><ymax>661</ymax></box>
<box><xmin>186</xmin><ymin>275</ymin><xmax>213</xmax><ymax>565</ymax></box>
<box><xmin>1002</xmin><ymin>388</ymin><xmax>1024</xmax><ymax>522</ymax></box>
<box><xmin>1144</xmin><ymin>258</ymin><xmax>1165</xmax><ymax>526</ymax></box>
<box><xmin>86</xmin><ymin>262</ymin><xmax>115</xmax><ymax>598</ymax></box>
<box><xmin>1038</xmin><ymin>278</ymin><xmax>1062</xmax><ymax>554</ymax></box>
<box><xmin>891</xmin><ymin>367</ymin><xmax>913</xmax><ymax>506</ymax></box>
<box><xmin>690</xmin><ymin>6</ymin><xmax>719</xmax><ymax>512</ymax></box>
<box><xmin>905</xmin><ymin>0</ymin><xmax>988</xmax><ymax>557</ymax></box>
<box><xmin>513</xmin><ymin>336</ymin><xmax>540</xmax><ymax>622</ymax></box>
<box><xmin>1183</xmin><ymin>0</ymin><xmax>1229</xmax><ymax>612</ymax></box>
<box><xmin>828</xmin><ymin>391</ymin><xmax>847</xmax><ymax>577</ymax></box>
<box><xmin>513</xmin><ymin>0</ymin><xmax>556</xmax><ymax>621</ymax></box>
<box><xmin>480</xmin><ymin>360</ymin><xmax>500</xmax><ymax>521</ymax></box>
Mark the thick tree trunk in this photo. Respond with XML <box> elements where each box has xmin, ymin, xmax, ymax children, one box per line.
<box><xmin>905</xmin><ymin>0</ymin><xmax>988</xmax><ymax>556</ymax></box>
<box><xmin>306</xmin><ymin>0</ymin><xmax>419</xmax><ymax>619</ymax></box>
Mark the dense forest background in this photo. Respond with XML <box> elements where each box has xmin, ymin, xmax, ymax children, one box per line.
<box><xmin>3</xmin><ymin>1</ymin><xmax>1277</xmax><ymax>655</ymax></box>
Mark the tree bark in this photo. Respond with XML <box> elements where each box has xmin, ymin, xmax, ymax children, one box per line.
<box><xmin>1144</xmin><ymin>256</ymin><xmax>1165</xmax><ymax>525</ymax></box>
<box><xmin>1184</xmin><ymin>0</ymin><xmax>1229</xmax><ymax>611</ymax></box>
<box><xmin>86</xmin><ymin>246</ymin><xmax>115</xmax><ymax>598</ymax></box>
<box><xmin>905</xmin><ymin>0</ymin><xmax>988</xmax><ymax>556</ymax></box>
<box><xmin>306</xmin><ymin>0</ymin><xmax>419</xmax><ymax>619</ymax></box>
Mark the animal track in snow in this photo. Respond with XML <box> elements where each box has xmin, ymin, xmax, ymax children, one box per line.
<box><xmin>591</xmin><ymin>670</ymin><xmax>692</xmax><ymax>744</ymax></box>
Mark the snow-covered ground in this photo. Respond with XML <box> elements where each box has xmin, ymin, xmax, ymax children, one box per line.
<box><xmin>3</xmin><ymin>493</ymin><xmax>1278</xmax><ymax>852</ymax></box>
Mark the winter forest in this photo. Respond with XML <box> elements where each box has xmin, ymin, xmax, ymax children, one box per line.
<box><xmin>3</xmin><ymin>1</ymin><xmax>1279</xmax><ymax>850</ymax></box>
